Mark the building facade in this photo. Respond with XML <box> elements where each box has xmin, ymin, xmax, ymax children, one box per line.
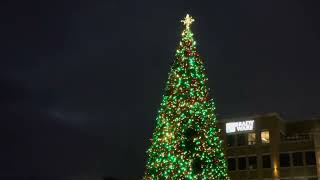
<box><xmin>218</xmin><ymin>113</ymin><xmax>320</xmax><ymax>180</ymax></box>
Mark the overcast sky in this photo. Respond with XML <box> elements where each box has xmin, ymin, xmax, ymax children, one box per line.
<box><xmin>2</xmin><ymin>0</ymin><xmax>320</xmax><ymax>179</ymax></box>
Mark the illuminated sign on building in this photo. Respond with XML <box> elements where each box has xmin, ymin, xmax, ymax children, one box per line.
<box><xmin>226</xmin><ymin>120</ymin><xmax>254</xmax><ymax>133</ymax></box>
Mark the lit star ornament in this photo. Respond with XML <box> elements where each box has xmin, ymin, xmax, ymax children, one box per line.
<box><xmin>181</xmin><ymin>14</ymin><xmax>195</xmax><ymax>29</ymax></box>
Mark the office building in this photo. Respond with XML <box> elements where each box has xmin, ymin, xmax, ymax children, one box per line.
<box><xmin>218</xmin><ymin>113</ymin><xmax>320</xmax><ymax>180</ymax></box>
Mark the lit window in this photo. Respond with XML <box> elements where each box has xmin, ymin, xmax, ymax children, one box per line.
<box><xmin>261</xmin><ymin>130</ymin><xmax>270</xmax><ymax>144</ymax></box>
<box><xmin>248</xmin><ymin>133</ymin><xmax>256</xmax><ymax>145</ymax></box>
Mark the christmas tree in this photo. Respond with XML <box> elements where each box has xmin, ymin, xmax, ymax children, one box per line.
<box><xmin>143</xmin><ymin>14</ymin><xmax>229</xmax><ymax>179</ymax></box>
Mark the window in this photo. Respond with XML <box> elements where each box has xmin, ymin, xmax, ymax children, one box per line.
<box><xmin>248</xmin><ymin>133</ymin><xmax>256</xmax><ymax>145</ymax></box>
<box><xmin>238</xmin><ymin>157</ymin><xmax>247</xmax><ymax>170</ymax></box>
<box><xmin>262</xmin><ymin>155</ymin><xmax>271</xmax><ymax>168</ymax></box>
<box><xmin>280</xmin><ymin>153</ymin><xmax>290</xmax><ymax>167</ymax></box>
<box><xmin>227</xmin><ymin>134</ymin><xmax>236</xmax><ymax>147</ymax></box>
<box><xmin>305</xmin><ymin>151</ymin><xmax>316</xmax><ymax>165</ymax></box>
<box><xmin>261</xmin><ymin>130</ymin><xmax>270</xmax><ymax>144</ymax></box>
<box><xmin>307</xmin><ymin>178</ymin><xmax>318</xmax><ymax>180</ymax></box>
<box><xmin>248</xmin><ymin>156</ymin><xmax>257</xmax><ymax>169</ymax></box>
<box><xmin>228</xmin><ymin>158</ymin><xmax>236</xmax><ymax>171</ymax></box>
<box><xmin>292</xmin><ymin>152</ymin><xmax>303</xmax><ymax>166</ymax></box>
<box><xmin>237</xmin><ymin>134</ymin><xmax>246</xmax><ymax>146</ymax></box>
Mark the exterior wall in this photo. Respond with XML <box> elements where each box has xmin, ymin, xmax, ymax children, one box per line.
<box><xmin>218</xmin><ymin>113</ymin><xmax>320</xmax><ymax>180</ymax></box>
<box><xmin>313</xmin><ymin>130</ymin><xmax>320</xmax><ymax>178</ymax></box>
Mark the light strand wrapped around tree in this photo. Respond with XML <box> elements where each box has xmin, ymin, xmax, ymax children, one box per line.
<box><xmin>143</xmin><ymin>14</ymin><xmax>229</xmax><ymax>180</ymax></box>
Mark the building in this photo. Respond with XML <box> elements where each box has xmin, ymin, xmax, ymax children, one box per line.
<box><xmin>218</xmin><ymin>113</ymin><xmax>320</xmax><ymax>180</ymax></box>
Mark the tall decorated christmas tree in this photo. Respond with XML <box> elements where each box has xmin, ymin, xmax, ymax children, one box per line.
<box><xmin>143</xmin><ymin>14</ymin><xmax>229</xmax><ymax>179</ymax></box>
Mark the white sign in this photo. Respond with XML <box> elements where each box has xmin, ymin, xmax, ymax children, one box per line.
<box><xmin>226</xmin><ymin>120</ymin><xmax>254</xmax><ymax>133</ymax></box>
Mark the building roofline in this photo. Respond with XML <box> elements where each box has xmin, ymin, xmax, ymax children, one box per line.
<box><xmin>218</xmin><ymin>112</ymin><xmax>284</xmax><ymax>123</ymax></box>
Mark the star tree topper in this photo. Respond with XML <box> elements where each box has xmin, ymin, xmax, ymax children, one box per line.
<box><xmin>181</xmin><ymin>14</ymin><xmax>195</xmax><ymax>29</ymax></box>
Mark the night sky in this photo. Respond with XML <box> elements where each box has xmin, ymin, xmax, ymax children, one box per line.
<box><xmin>2</xmin><ymin>0</ymin><xmax>320</xmax><ymax>179</ymax></box>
